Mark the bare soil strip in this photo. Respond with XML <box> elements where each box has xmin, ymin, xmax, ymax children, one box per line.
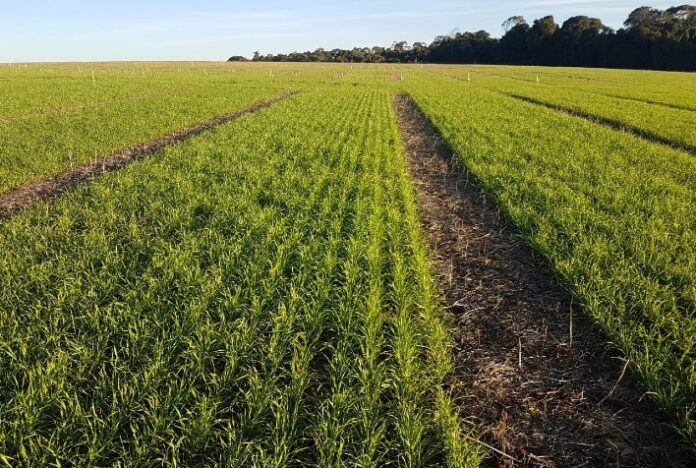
<box><xmin>0</xmin><ymin>92</ymin><xmax>296</xmax><ymax>219</ymax></box>
<box><xmin>507</xmin><ymin>93</ymin><xmax>696</xmax><ymax>157</ymax></box>
<box><xmin>393</xmin><ymin>94</ymin><xmax>692</xmax><ymax>467</ymax></box>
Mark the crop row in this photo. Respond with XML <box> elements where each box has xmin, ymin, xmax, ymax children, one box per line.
<box><xmin>404</xmin><ymin>74</ymin><xmax>696</xmax><ymax>442</ymax></box>
<box><xmin>431</xmin><ymin>67</ymin><xmax>696</xmax><ymax>151</ymax></box>
<box><xmin>0</xmin><ymin>86</ymin><xmax>481</xmax><ymax>466</ymax></box>
<box><xmin>0</xmin><ymin>63</ymin><xmax>418</xmax><ymax>196</ymax></box>
<box><xmin>501</xmin><ymin>86</ymin><xmax>696</xmax><ymax>151</ymax></box>
<box><xmin>0</xmin><ymin>81</ymin><xmax>288</xmax><ymax>194</ymax></box>
<box><xmin>452</xmin><ymin>65</ymin><xmax>696</xmax><ymax>111</ymax></box>
<box><xmin>0</xmin><ymin>63</ymin><xmax>303</xmax><ymax>118</ymax></box>
<box><xmin>0</xmin><ymin>63</ymin><xmax>375</xmax><ymax>120</ymax></box>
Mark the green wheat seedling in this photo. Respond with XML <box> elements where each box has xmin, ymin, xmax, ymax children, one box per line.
<box><xmin>405</xmin><ymin>72</ymin><xmax>696</xmax><ymax>443</ymax></box>
<box><xmin>0</xmin><ymin>83</ymin><xmax>482</xmax><ymax>466</ymax></box>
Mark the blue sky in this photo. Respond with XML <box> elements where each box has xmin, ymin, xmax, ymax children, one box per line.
<box><xmin>0</xmin><ymin>1</ymin><xmax>677</xmax><ymax>62</ymax></box>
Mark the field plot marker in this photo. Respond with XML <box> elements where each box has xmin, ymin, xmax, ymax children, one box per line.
<box><xmin>0</xmin><ymin>92</ymin><xmax>297</xmax><ymax>219</ymax></box>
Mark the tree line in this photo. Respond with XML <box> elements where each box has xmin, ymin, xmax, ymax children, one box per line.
<box><xmin>229</xmin><ymin>5</ymin><xmax>696</xmax><ymax>71</ymax></box>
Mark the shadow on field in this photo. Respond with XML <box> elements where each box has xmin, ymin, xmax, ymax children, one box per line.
<box><xmin>393</xmin><ymin>93</ymin><xmax>693</xmax><ymax>467</ymax></box>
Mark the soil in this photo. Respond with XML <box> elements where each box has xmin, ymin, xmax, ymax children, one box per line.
<box><xmin>393</xmin><ymin>93</ymin><xmax>693</xmax><ymax>467</ymax></box>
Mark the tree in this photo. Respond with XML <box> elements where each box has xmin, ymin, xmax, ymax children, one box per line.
<box><xmin>624</xmin><ymin>7</ymin><xmax>666</xmax><ymax>38</ymax></box>
<box><xmin>666</xmin><ymin>5</ymin><xmax>696</xmax><ymax>40</ymax></box>
<box><xmin>238</xmin><ymin>6</ymin><xmax>696</xmax><ymax>71</ymax></box>
<box><xmin>531</xmin><ymin>15</ymin><xmax>558</xmax><ymax>40</ymax></box>
<box><xmin>310</xmin><ymin>48</ymin><xmax>327</xmax><ymax>62</ymax></box>
<box><xmin>526</xmin><ymin>16</ymin><xmax>558</xmax><ymax>64</ymax></box>
<box><xmin>411</xmin><ymin>42</ymin><xmax>429</xmax><ymax>62</ymax></box>
<box><xmin>560</xmin><ymin>16</ymin><xmax>610</xmax><ymax>40</ymax></box>
<box><xmin>502</xmin><ymin>16</ymin><xmax>527</xmax><ymax>33</ymax></box>
<box><xmin>500</xmin><ymin>17</ymin><xmax>530</xmax><ymax>63</ymax></box>
<box><xmin>392</xmin><ymin>41</ymin><xmax>409</xmax><ymax>53</ymax></box>
<box><xmin>556</xmin><ymin>16</ymin><xmax>611</xmax><ymax>65</ymax></box>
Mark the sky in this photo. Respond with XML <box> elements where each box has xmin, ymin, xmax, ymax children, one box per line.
<box><xmin>0</xmin><ymin>1</ymin><xmax>678</xmax><ymax>62</ymax></box>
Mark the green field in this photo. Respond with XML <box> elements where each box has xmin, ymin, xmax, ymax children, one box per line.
<box><xmin>0</xmin><ymin>62</ymin><xmax>694</xmax><ymax>465</ymax></box>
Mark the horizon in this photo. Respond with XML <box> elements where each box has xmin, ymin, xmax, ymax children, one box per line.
<box><xmin>0</xmin><ymin>1</ymin><xmax>680</xmax><ymax>62</ymax></box>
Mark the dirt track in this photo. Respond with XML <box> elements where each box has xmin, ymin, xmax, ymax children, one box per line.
<box><xmin>393</xmin><ymin>93</ymin><xmax>691</xmax><ymax>467</ymax></box>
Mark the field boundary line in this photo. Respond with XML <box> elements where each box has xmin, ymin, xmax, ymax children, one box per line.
<box><xmin>506</xmin><ymin>93</ymin><xmax>696</xmax><ymax>156</ymax></box>
<box><xmin>0</xmin><ymin>91</ymin><xmax>297</xmax><ymax>219</ymax></box>
<box><xmin>392</xmin><ymin>92</ymin><xmax>687</xmax><ymax>466</ymax></box>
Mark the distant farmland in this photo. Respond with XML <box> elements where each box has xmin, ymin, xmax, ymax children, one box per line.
<box><xmin>0</xmin><ymin>62</ymin><xmax>694</xmax><ymax>466</ymax></box>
